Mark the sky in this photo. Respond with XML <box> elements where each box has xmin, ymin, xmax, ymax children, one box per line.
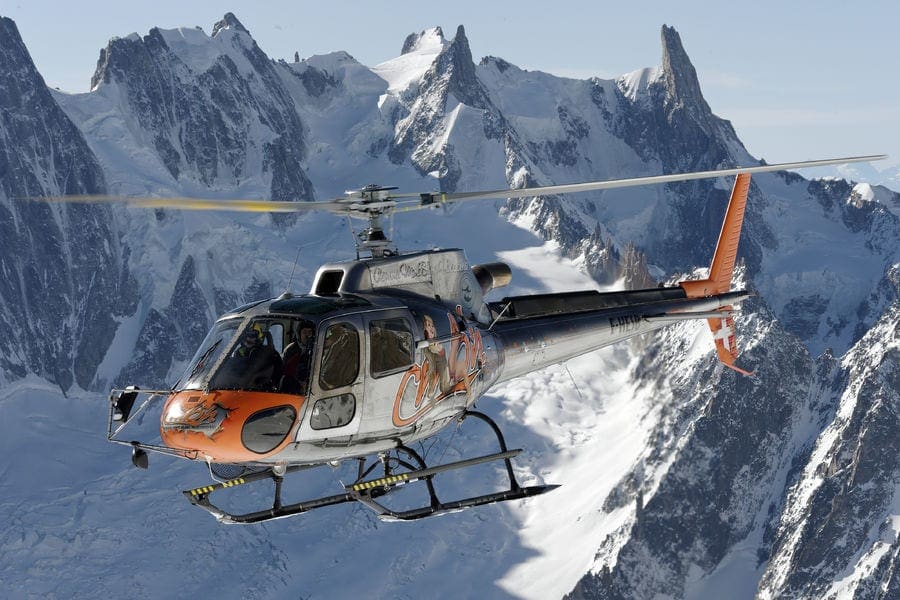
<box><xmin>4</xmin><ymin>0</ymin><xmax>899</xmax><ymax>169</ymax></box>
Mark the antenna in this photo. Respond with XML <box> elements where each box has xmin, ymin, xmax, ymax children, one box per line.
<box><xmin>285</xmin><ymin>246</ymin><xmax>302</xmax><ymax>296</ymax></box>
<box><xmin>488</xmin><ymin>302</ymin><xmax>512</xmax><ymax>330</ymax></box>
<box><xmin>346</xmin><ymin>217</ymin><xmax>359</xmax><ymax>260</ymax></box>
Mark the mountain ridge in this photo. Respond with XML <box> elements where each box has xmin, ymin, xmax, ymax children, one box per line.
<box><xmin>0</xmin><ymin>13</ymin><xmax>896</xmax><ymax>599</ymax></box>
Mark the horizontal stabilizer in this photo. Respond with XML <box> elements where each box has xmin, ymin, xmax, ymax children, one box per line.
<box><xmin>708</xmin><ymin>311</ymin><xmax>753</xmax><ymax>376</ymax></box>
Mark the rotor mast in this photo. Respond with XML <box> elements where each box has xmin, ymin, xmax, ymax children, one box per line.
<box><xmin>349</xmin><ymin>184</ymin><xmax>400</xmax><ymax>258</ymax></box>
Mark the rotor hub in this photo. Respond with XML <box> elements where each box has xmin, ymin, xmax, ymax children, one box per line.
<box><xmin>343</xmin><ymin>189</ymin><xmax>399</xmax><ymax>258</ymax></box>
<box><xmin>347</xmin><ymin>184</ymin><xmax>398</xmax><ymax>203</ymax></box>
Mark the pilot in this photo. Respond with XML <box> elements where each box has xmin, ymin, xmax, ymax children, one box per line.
<box><xmin>229</xmin><ymin>323</ymin><xmax>282</xmax><ymax>390</ymax></box>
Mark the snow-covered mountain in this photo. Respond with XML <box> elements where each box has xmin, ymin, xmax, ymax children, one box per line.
<box><xmin>0</xmin><ymin>13</ymin><xmax>897</xmax><ymax>599</ymax></box>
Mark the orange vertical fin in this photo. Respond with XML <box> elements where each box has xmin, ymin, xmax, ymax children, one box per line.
<box><xmin>680</xmin><ymin>173</ymin><xmax>753</xmax><ymax>375</ymax></box>
<box><xmin>680</xmin><ymin>172</ymin><xmax>750</xmax><ymax>297</ymax></box>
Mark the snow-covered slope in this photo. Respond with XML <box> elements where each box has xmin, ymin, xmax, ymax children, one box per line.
<box><xmin>1</xmin><ymin>13</ymin><xmax>897</xmax><ymax>599</ymax></box>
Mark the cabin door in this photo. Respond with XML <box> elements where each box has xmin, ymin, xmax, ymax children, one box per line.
<box><xmin>296</xmin><ymin>316</ymin><xmax>365</xmax><ymax>442</ymax></box>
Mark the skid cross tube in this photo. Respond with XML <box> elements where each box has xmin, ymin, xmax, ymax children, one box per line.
<box><xmin>462</xmin><ymin>410</ymin><xmax>522</xmax><ymax>492</ymax></box>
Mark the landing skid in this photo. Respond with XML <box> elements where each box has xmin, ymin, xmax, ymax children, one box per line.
<box><xmin>183</xmin><ymin>410</ymin><xmax>559</xmax><ymax>524</ymax></box>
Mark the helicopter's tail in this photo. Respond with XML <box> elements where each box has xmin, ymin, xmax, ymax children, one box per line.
<box><xmin>679</xmin><ymin>173</ymin><xmax>753</xmax><ymax>376</ymax></box>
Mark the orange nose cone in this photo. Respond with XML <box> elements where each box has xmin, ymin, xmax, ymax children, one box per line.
<box><xmin>160</xmin><ymin>390</ymin><xmax>303</xmax><ymax>463</ymax></box>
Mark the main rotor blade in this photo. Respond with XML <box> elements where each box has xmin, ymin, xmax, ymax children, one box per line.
<box><xmin>426</xmin><ymin>155</ymin><xmax>887</xmax><ymax>205</ymax></box>
<box><xmin>31</xmin><ymin>154</ymin><xmax>885</xmax><ymax>218</ymax></box>
<box><xmin>37</xmin><ymin>195</ymin><xmax>348</xmax><ymax>213</ymax></box>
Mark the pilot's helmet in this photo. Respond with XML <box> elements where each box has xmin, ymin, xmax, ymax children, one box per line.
<box><xmin>245</xmin><ymin>322</ymin><xmax>265</xmax><ymax>344</ymax></box>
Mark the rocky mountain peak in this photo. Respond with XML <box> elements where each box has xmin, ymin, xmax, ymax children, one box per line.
<box><xmin>434</xmin><ymin>24</ymin><xmax>489</xmax><ymax>110</ymax></box>
<box><xmin>86</xmin><ymin>12</ymin><xmax>314</xmax><ymax>224</ymax></box>
<box><xmin>401</xmin><ymin>26</ymin><xmax>446</xmax><ymax>55</ymax></box>
<box><xmin>212</xmin><ymin>12</ymin><xmax>250</xmax><ymax>37</ymax></box>
<box><xmin>0</xmin><ymin>16</ymin><xmax>41</xmax><ymax>107</ymax></box>
<box><xmin>387</xmin><ymin>23</ymin><xmax>499</xmax><ymax>185</ymax></box>
<box><xmin>0</xmin><ymin>17</ymin><xmax>104</xmax><ymax>197</ymax></box>
<box><xmin>660</xmin><ymin>24</ymin><xmax>712</xmax><ymax>116</ymax></box>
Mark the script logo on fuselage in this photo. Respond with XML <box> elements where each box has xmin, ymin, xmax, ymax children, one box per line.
<box><xmin>370</xmin><ymin>259</ymin><xmax>431</xmax><ymax>287</ymax></box>
<box><xmin>392</xmin><ymin>312</ymin><xmax>486</xmax><ymax>427</ymax></box>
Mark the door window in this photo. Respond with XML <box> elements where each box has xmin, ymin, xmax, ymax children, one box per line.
<box><xmin>318</xmin><ymin>322</ymin><xmax>359</xmax><ymax>390</ymax></box>
<box><xmin>369</xmin><ymin>318</ymin><xmax>414</xmax><ymax>377</ymax></box>
<box><xmin>309</xmin><ymin>394</ymin><xmax>356</xmax><ymax>430</ymax></box>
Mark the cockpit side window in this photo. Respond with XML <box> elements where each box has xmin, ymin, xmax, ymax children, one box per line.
<box><xmin>318</xmin><ymin>322</ymin><xmax>359</xmax><ymax>391</ymax></box>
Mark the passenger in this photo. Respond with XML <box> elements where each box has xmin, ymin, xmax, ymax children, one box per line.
<box><xmin>282</xmin><ymin>324</ymin><xmax>315</xmax><ymax>393</ymax></box>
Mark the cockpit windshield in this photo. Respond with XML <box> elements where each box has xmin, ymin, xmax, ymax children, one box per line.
<box><xmin>175</xmin><ymin>319</ymin><xmax>241</xmax><ymax>390</ymax></box>
<box><xmin>176</xmin><ymin>316</ymin><xmax>316</xmax><ymax>394</ymax></box>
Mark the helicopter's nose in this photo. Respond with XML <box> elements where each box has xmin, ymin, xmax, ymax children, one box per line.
<box><xmin>160</xmin><ymin>390</ymin><xmax>302</xmax><ymax>462</ymax></box>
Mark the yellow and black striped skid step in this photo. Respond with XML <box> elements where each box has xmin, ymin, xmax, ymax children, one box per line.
<box><xmin>182</xmin><ymin>465</ymin><xmax>310</xmax><ymax>499</ymax></box>
<box><xmin>350</xmin><ymin>473</ymin><xmax>411</xmax><ymax>492</ymax></box>
<box><xmin>346</xmin><ymin>449</ymin><xmax>521</xmax><ymax>493</ymax></box>
<box><xmin>187</xmin><ymin>477</ymin><xmax>247</xmax><ymax>497</ymax></box>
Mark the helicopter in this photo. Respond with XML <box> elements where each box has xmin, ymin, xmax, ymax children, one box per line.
<box><xmin>74</xmin><ymin>154</ymin><xmax>883</xmax><ymax>524</ymax></box>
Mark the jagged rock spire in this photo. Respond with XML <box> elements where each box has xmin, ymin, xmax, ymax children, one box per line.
<box><xmin>440</xmin><ymin>25</ymin><xmax>490</xmax><ymax>110</ymax></box>
<box><xmin>660</xmin><ymin>24</ymin><xmax>712</xmax><ymax>116</ymax></box>
<box><xmin>387</xmin><ymin>24</ymin><xmax>503</xmax><ymax>189</ymax></box>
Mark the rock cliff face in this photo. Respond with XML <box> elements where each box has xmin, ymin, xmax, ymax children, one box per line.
<box><xmin>759</xmin><ymin>287</ymin><xmax>899</xmax><ymax>599</ymax></box>
<box><xmin>1</xmin><ymin>13</ymin><xmax>897</xmax><ymax>599</ymax></box>
<box><xmin>0</xmin><ymin>17</ymin><xmax>136</xmax><ymax>391</ymax></box>
<box><xmin>568</xmin><ymin>283</ymin><xmax>899</xmax><ymax>599</ymax></box>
